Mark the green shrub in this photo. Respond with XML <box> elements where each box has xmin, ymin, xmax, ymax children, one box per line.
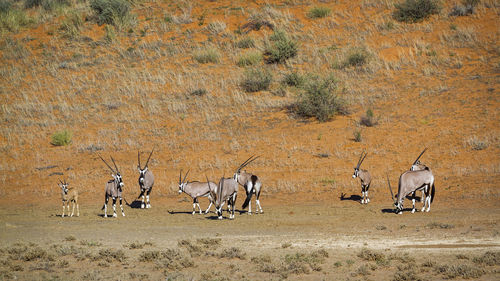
<box><xmin>240</xmin><ymin>67</ymin><xmax>272</xmax><ymax>92</ymax></box>
<box><xmin>24</xmin><ymin>0</ymin><xmax>69</xmax><ymax>11</ymax></box>
<box><xmin>236</xmin><ymin>51</ymin><xmax>262</xmax><ymax>67</ymax></box>
<box><xmin>50</xmin><ymin>130</ymin><xmax>72</xmax><ymax>146</ymax></box>
<box><xmin>90</xmin><ymin>0</ymin><xmax>131</xmax><ymax>26</ymax></box>
<box><xmin>282</xmin><ymin>71</ymin><xmax>305</xmax><ymax>87</ymax></box>
<box><xmin>360</xmin><ymin>109</ymin><xmax>378</xmax><ymax>127</ymax></box>
<box><xmin>393</xmin><ymin>0</ymin><xmax>441</xmax><ymax>23</ymax></box>
<box><xmin>294</xmin><ymin>74</ymin><xmax>348</xmax><ymax>122</ymax></box>
<box><xmin>0</xmin><ymin>2</ymin><xmax>32</xmax><ymax>33</ymax></box>
<box><xmin>60</xmin><ymin>12</ymin><xmax>83</xmax><ymax>38</ymax></box>
<box><xmin>353</xmin><ymin>130</ymin><xmax>362</xmax><ymax>142</ymax></box>
<box><xmin>264</xmin><ymin>30</ymin><xmax>298</xmax><ymax>64</ymax></box>
<box><xmin>344</xmin><ymin>48</ymin><xmax>370</xmax><ymax>68</ymax></box>
<box><xmin>307</xmin><ymin>7</ymin><xmax>331</xmax><ymax>19</ymax></box>
<box><xmin>235</xmin><ymin>37</ymin><xmax>254</xmax><ymax>48</ymax></box>
<box><xmin>193</xmin><ymin>47</ymin><xmax>220</xmax><ymax>64</ymax></box>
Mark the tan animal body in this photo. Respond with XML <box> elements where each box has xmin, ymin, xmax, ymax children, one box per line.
<box><xmin>59</xmin><ymin>179</ymin><xmax>79</xmax><ymax>217</ymax></box>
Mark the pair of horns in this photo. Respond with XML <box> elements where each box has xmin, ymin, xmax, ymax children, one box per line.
<box><xmin>386</xmin><ymin>174</ymin><xmax>395</xmax><ymax>203</ymax></box>
<box><xmin>59</xmin><ymin>179</ymin><xmax>68</xmax><ymax>185</ymax></box>
<box><xmin>356</xmin><ymin>150</ymin><xmax>368</xmax><ymax>169</ymax></box>
<box><xmin>236</xmin><ymin>155</ymin><xmax>260</xmax><ymax>173</ymax></box>
<box><xmin>138</xmin><ymin>148</ymin><xmax>154</xmax><ymax>169</ymax></box>
<box><xmin>412</xmin><ymin>148</ymin><xmax>427</xmax><ymax>166</ymax></box>
<box><xmin>179</xmin><ymin>169</ymin><xmax>190</xmax><ymax>185</ymax></box>
<box><xmin>98</xmin><ymin>153</ymin><xmax>119</xmax><ymax>174</ymax></box>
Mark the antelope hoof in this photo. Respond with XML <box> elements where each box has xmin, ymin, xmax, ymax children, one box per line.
<box><xmin>104</xmin><ymin>214</ymin><xmax>107</xmax><ymax>218</ymax></box>
<box><xmin>122</xmin><ymin>213</ymin><xmax>126</xmax><ymax>217</ymax></box>
<box><xmin>113</xmin><ymin>213</ymin><xmax>117</xmax><ymax>218</ymax></box>
<box><xmin>411</xmin><ymin>209</ymin><xmax>415</xmax><ymax>214</ymax></box>
<box><xmin>426</xmin><ymin>208</ymin><xmax>430</xmax><ymax>212</ymax></box>
<box><xmin>147</xmin><ymin>204</ymin><xmax>151</xmax><ymax>209</ymax></box>
<box><xmin>247</xmin><ymin>212</ymin><xmax>252</xmax><ymax>215</ymax></box>
<box><xmin>70</xmin><ymin>214</ymin><xmax>74</xmax><ymax>217</ymax></box>
<box><xmin>367</xmin><ymin>198</ymin><xmax>370</xmax><ymax>203</ymax></box>
<box><xmin>397</xmin><ymin>211</ymin><xmax>403</xmax><ymax>215</ymax></box>
<box><xmin>141</xmin><ymin>204</ymin><xmax>145</xmax><ymax>209</ymax></box>
<box><xmin>62</xmin><ymin>215</ymin><xmax>65</xmax><ymax>218</ymax></box>
<box><xmin>218</xmin><ymin>216</ymin><xmax>223</xmax><ymax>220</ymax></box>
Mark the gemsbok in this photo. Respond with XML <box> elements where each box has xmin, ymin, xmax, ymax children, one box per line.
<box><xmin>178</xmin><ymin>170</ymin><xmax>217</xmax><ymax>214</ymax></box>
<box><xmin>98</xmin><ymin>154</ymin><xmax>125</xmax><ymax>218</ymax></box>
<box><xmin>387</xmin><ymin>168</ymin><xmax>436</xmax><ymax>214</ymax></box>
<box><xmin>209</xmin><ymin>175</ymin><xmax>238</xmax><ymax>220</ymax></box>
<box><xmin>352</xmin><ymin>151</ymin><xmax>372</xmax><ymax>204</ymax></box>
<box><xmin>137</xmin><ymin>149</ymin><xmax>154</xmax><ymax>209</ymax></box>
<box><xmin>409</xmin><ymin>148</ymin><xmax>431</xmax><ymax>210</ymax></box>
<box><xmin>233</xmin><ymin>155</ymin><xmax>263</xmax><ymax>215</ymax></box>
<box><xmin>59</xmin><ymin>179</ymin><xmax>79</xmax><ymax>217</ymax></box>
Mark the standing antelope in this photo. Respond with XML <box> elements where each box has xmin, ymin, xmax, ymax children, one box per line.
<box><xmin>59</xmin><ymin>179</ymin><xmax>79</xmax><ymax>217</ymax></box>
<box><xmin>209</xmin><ymin>175</ymin><xmax>238</xmax><ymax>220</ymax></box>
<box><xmin>98</xmin><ymin>154</ymin><xmax>125</xmax><ymax>218</ymax></box>
<box><xmin>178</xmin><ymin>170</ymin><xmax>217</xmax><ymax>214</ymax></box>
<box><xmin>137</xmin><ymin>149</ymin><xmax>154</xmax><ymax>209</ymax></box>
<box><xmin>352</xmin><ymin>151</ymin><xmax>372</xmax><ymax>204</ymax></box>
<box><xmin>409</xmin><ymin>148</ymin><xmax>430</xmax><ymax>210</ymax></box>
<box><xmin>233</xmin><ymin>155</ymin><xmax>263</xmax><ymax>215</ymax></box>
<box><xmin>387</xmin><ymin>168</ymin><xmax>436</xmax><ymax>214</ymax></box>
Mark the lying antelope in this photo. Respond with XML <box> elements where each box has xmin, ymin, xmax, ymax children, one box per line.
<box><xmin>98</xmin><ymin>154</ymin><xmax>125</xmax><ymax>218</ymax></box>
<box><xmin>352</xmin><ymin>151</ymin><xmax>372</xmax><ymax>204</ymax></box>
<box><xmin>59</xmin><ymin>179</ymin><xmax>79</xmax><ymax>217</ymax></box>
<box><xmin>387</xmin><ymin>168</ymin><xmax>436</xmax><ymax>214</ymax></box>
<box><xmin>137</xmin><ymin>149</ymin><xmax>154</xmax><ymax>209</ymax></box>
<box><xmin>178</xmin><ymin>170</ymin><xmax>217</xmax><ymax>214</ymax></box>
<box><xmin>209</xmin><ymin>175</ymin><xmax>238</xmax><ymax>220</ymax></box>
<box><xmin>234</xmin><ymin>155</ymin><xmax>263</xmax><ymax>215</ymax></box>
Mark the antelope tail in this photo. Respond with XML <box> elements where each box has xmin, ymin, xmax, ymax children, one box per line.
<box><xmin>242</xmin><ymin>192</ymin><xmax>253</xmax><ymax>209</ymax></box>
<box><xmin>431</xmin><ymin>183</ymin><xmax>435</xmax><ymax>203</ymax></box>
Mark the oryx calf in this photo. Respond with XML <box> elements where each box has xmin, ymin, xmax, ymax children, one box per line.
<box><xmin>178</xmin><ymin>170</ymin><xmax>217</xmax><ymax>214</ymax></box>
<box><xmin>352</xmin><ymin>151</ymin><xmax>372</xmax><ymax>204</ymax></box>
<box><xmin>234</xmin><ymin>155</ymin><xmax>263</xmax><ymax>215</ymax></box>
<box><xmin>137</xmin><ymin>149</ymin><xmax>154</xmax><ymax>209</ymax></box>
<box><xmin>59</xmin><ymin>179</ymin><xmax>79</xmax><ymax>217</ymax></box>
<box><xmin>390</xmin><ymin>169</ymin><xmax>436</xmax><ymax>214</ymax></box>
<box><xmin>209</xmin><ymin>177</ymin><xmax>238</xmax><ymax>220</ymax></box>
<box><xmin>98</xmin><ymin>154</ymin><xmax>125</xmax><ymax>218</ymax></box>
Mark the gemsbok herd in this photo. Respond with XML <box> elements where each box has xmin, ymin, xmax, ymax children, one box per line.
<box><xmin>59</xmin><ymin>148</ymin><xmax>436</xmax><ymax>219</ymax></box>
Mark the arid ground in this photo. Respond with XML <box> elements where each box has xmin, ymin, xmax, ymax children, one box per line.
<box><xmin>0</xmin><ymin>0</ymin><xmax>499</xmax><ymax>280</ymax></box>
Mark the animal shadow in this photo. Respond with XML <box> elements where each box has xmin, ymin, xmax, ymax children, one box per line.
<box><xmin>168</xmin><ymin>210</ymin><xmax>196</xmax><ymax>215</ymax></box>
<box><xmin>339</xmin><ymin>193</ymin><xmax>362</xmax><ymax>203</ymax></box>
<box><xmin>381</xmin><ymin>207</ymin><xmax>414</xmax><ymax>214</ymax></box>
<box><xmin>127</xmin><ymin>200</ymin><xmax>143</xmax><ymax>209</ymax></box>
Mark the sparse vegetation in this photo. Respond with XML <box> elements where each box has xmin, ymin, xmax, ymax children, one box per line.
<box><xmin>0</xmin><ymin>2</ymin><xmax>32</xmax><ymax>33</ymax></box>
<box><xmin>473</xmin><ymin>251</ymin><xmax>500</xmax><ymax>266</ymax></box>
<box><xmin>393</xmin><ymin>0</ymin><xmax>441</xmax><ymax>23</ymax></box>
<box><xmin>353</xmin><ymin>129</ymin><xmax>362</xmax><ymax>142</ymax></box>
<box><xmin>64</xmin><ymin>236</ymin><xmax>76</xmax><ymax>242</ymax></box>
<box><xmin>450</xmin><ymin>0</ymin><xmax>480</xmax><ymax>16</ymax></box>
<box><xmin>219</xmin><ymin>247</ymin><xmax>246</xmax><ymax>259</ymax></box>
<box><xmin>360</xmin><ymin>109</ymin><xmax>378</xmax><ymax>127</ymax></box>
<box><xmin>50</xmin><ymin>130</ymin><xmax>72</xmax><ymax>146</ymax></box>
<box><xmin>60</xmin><ymin>12</ymin><xmax>83</xmax><ymax>39</ymax></box>
<box><xmin>282</xmin><ymin>71</ymin><xmax>305</xmax><ymax>88</ymax></box>
<box><xmin>341</xmin><ymin>47</ymin><xmax>370</xmax><ymax>68</ymax></box>
<box><xmin>293</xmin><ymin>74</ymin><xmax>348</xmax><ymax>122</ymax></box>
<box><xmin>90</xmin><ymin>0</ymin><xmax>135</xmax><ymax>28</ymax></box>
<box><xmin>427</xmin><ymin>222</ymin><xmax>455</xmax><ymax>229</ymax></box>
<box><xmin>193</xmin><ymin>47</ymin><xmax>220</xmax><ymax>64</ymax></box>
<box><xmin>236</xmin><ymin>51</ymin><xmax>262</xmax><ymax>67</ymax></box>
<box><xmin>97</xmin><ymin>248</ymin><xmax>126</xmax><ymax>262</ymax></box>
<box><xmin>436</xmin><ymin>264</ymin><xmax>485</xmax><ymax>279</ymax></box>
<box><xmin>235</xmin><ymin>37</ymin><xmax>255</xmax><ymax>48</ymax></box>
<box><xmin>240</xmin><ymin>67</ymin><xmax>272</xmax><ymax>92</ymax></box>
<box><xmin>466</xmin><ymin>136</ymin><xmax>488</xmax><ymax>150</ymax></box>
<box><xmin>307</xmin><ymin>7</ymin><xmax>331</xmax><ymax>19</ymax></box>
<box><xmin>263</xmin><ymin>29</ymin><xmax>298</xmax><ymax>64</ymax></box>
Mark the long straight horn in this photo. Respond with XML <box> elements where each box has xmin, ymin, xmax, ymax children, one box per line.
<box><xmin>110</xmin><ymin>156</ymin><xmax>119</xmax><ymax>173</ymax></box>
<box><xmin>182</xmin><ymin>169</ymin><xmax>190</xmax><ymax>184</ymax></box>
<box><xmin>412</xmin><ymin>148</ymin><xmax>428</xmax><ymax>166</ymax></box>
<box><xmin>238</xmin><ymin>155</ymin><xmax>260</xmax><ymax>172</ymax></box>
<box><xmin>387</xmin><ymin>174</ymin><xmax>395</xmax><ymax>202</ymax></box>
<box><xmin>144</xmin><ymin>148</ymin><xmax>154</xmax><ymax>168</ymax></box>
<box><xmin>179</xmin><ymin>170</ymin><xmax>182</xmax><ymax>185</ymax></box>
<box><xmin>355</xmin><ymin>151</ymin><xmax>363</xmax><ymax>168</ymax></box>
<box><xmin>98</xmin><ymin>153</ymin><xmax>115</xmax><ymax>173</ymax></box>
<box><xmin>138</xmin><ymin>151</ymin><xmax>141</xmax><ymax>169</ymax></box>
<box><xmin>359</xmin><ymin>152</ymin><xmax>368</xmax><ymax>167</ymax></box>
<box><xmin>237</xmin><ymin>155</ymin><xmax>255</xmax><ymax>172</ymax></box>
<box><xmin>59</xmin><ymin>179</ymin><xmax>64</xmax><ymax>185</ymax></box>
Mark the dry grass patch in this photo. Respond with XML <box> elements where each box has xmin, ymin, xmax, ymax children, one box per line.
<box><xmin>193</xmin><ymin>47</ymin><xmax>220</xmax><ymax>64</ymax></box>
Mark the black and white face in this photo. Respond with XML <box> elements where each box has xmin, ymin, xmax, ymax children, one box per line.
<box><xmin>352</xmin><ymin>168</ymin><xmax>359</xmax><ymax>178</ymax></box>
<box><xmin>233</xmin><ymin>172</ymin><xmax>239</xmax><ymax>182</ymax></box>
<box><xmin>114</xmin><ymin>173</ymin><xmax>124</xmax><ymax>188</ymax></box>
<box><xmin>138</xmin><ymin>167</ymin><xmax>147</xmax><ymax>184</ymax></box>
<box><xmin>59</xmin><ymin>183</ymin><xmax>68</xmax><ymax>194</ymax></box>
<box><xmin>178</xmin><ymin>182</ymin><xmax>185</xmax><ymax>194</ymax></box>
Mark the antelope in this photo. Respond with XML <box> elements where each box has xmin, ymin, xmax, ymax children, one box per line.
<box><xmin>233</xmin><ymin>155</ymin><xmax>263</xmax><ymax>215</ymax></box>
<box><xmin>178</xmin><ymin>170</ymin><xmax>217</xmax><ymax>214</ymax></box>
<box><xmin>387</xmin><ymin>168</ymin><xmax>436</xmax><ymax>215</ymax></box>
<box><xmin>137</xmin><ymin>149</ymin><xmax>154</xmax><ymax>209</ymax></box>
<box><xmin>352</xmin><ymin>151</ymin><xmax>372</xmax><ymax>204</ymax></box>
<box><xmin>208</xmin><ymin>175</ymin><xmax>238</xmax><ymax>220</ymax></box>
<box><xmin>98</xmin><ymin>154</ymin><xmax>125</xmax><ymax>218</ymax></box>
<box><xmin>59</xmin><ymin>179</ymin><xmax>79</xmax><ymax>217</ymax></box>
<box><xmin>409</xmin><ymin>148</ymin><xmax>430</xmax><ymax>210</ymax></box>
